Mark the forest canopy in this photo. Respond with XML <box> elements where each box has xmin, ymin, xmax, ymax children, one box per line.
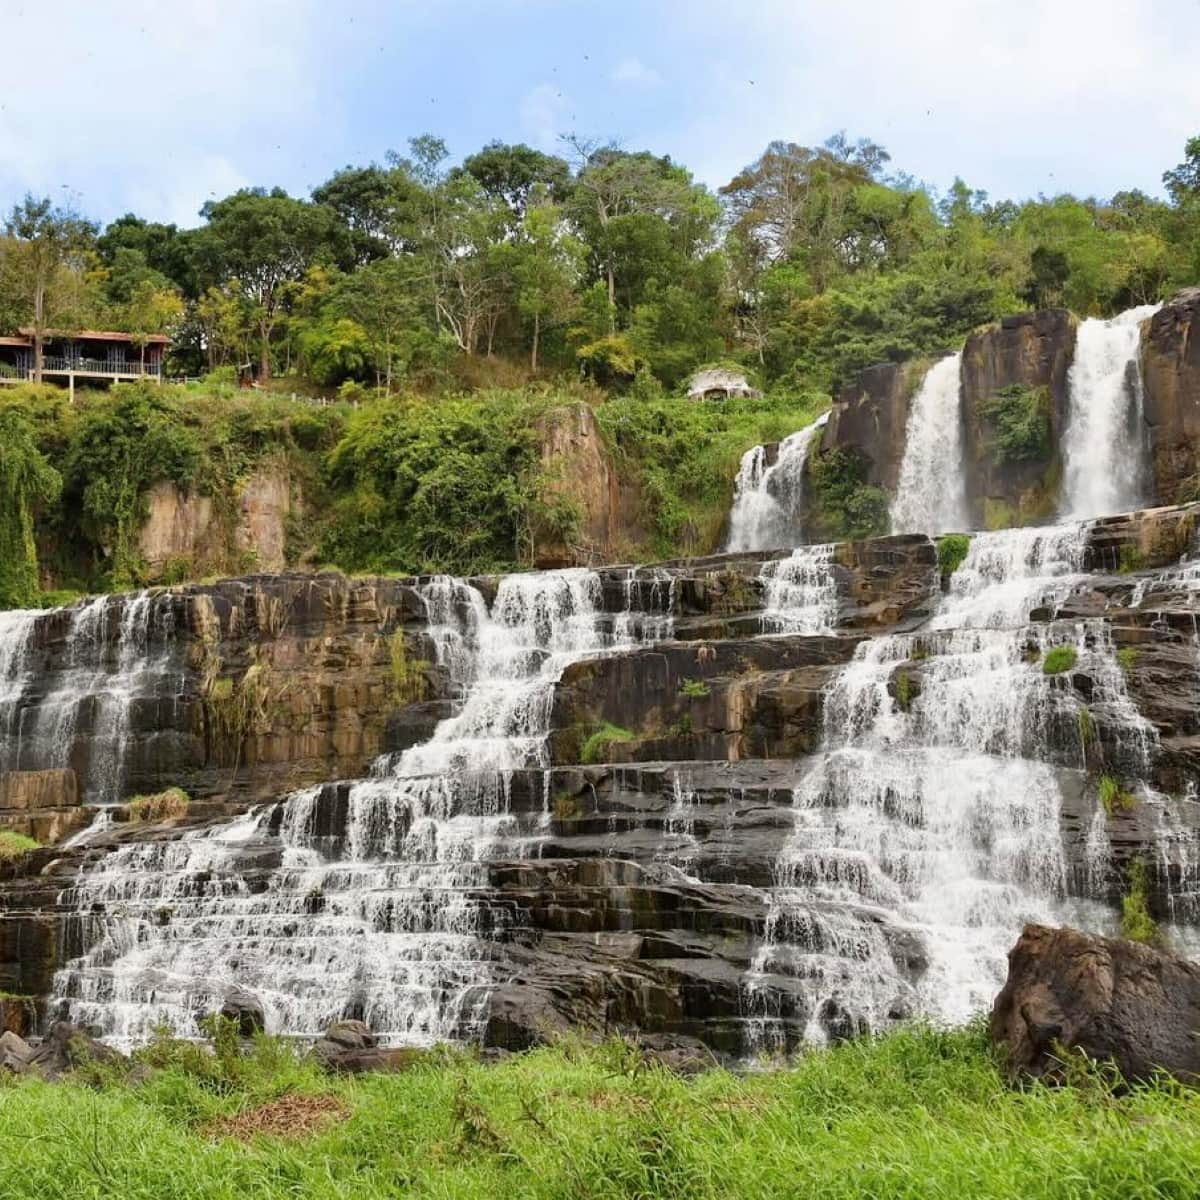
<box><xmin>0</xmin><ymin>132</ymin><xmax>1195</xmax><ymax>397</ymax></box>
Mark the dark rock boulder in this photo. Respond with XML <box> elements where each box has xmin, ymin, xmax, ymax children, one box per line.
<box><xmin>219</xmin><ymin>988</ymin><xmax>266</xmax><ymax>1037</ymax></box>
<box><xmin>822</xmin><ymin>361</ymin><xmax>922</xmax><ymax>494</ymax></box>
<box><xmin>961</xmin><ymin>309</ymin><xmax>1076</xmax><ymax>529</ymax></box>
<box><xmin>312</xmin><ymin>1020</ymin><xmax>430</xmax><ymax>1073</ymax></box>
<box><xmin>991</xmin><ymin>924</ymin><xmax>1200</xmax><ymax>1086</ymax></box>
<box><xmin>1142</xmin><ymin>289</ymin><xmax>1200</xmax><ymax>505</ymax></box>
<box><xmin>25</xmin><ymin>1021</ymin><xmax>126</xmax><ymax>1079</ymax></box>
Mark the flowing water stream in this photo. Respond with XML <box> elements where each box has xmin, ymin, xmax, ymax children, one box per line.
<box><xmin>891</xmin><ymin>353</ymin><xmax>968</xmax><ymax>535</ymax></box>
<box><xmin>50</xmin><ymin>569</ymin><xmax>675</xmax><ymax>1047</ymax></box>
<box><xmin>1060</xmin><ymin>305</ymin><xmax>1160</xmax><ymax>520</ymax></box>
<box><xmin>743</xmin><ymin>523</ymin><xmax>1149</xmax><ymax>1048</ymax></box>
<box><xmin>725</xmin><ymin>414</ymin><xmax>830</xmax><ymax>553</ymax></box>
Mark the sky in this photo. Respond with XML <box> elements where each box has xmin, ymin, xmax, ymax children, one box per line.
<box><xmin>1</xmin><ymin>0</ymin><xmax>1197</xmax><ymax>228</ymax></box>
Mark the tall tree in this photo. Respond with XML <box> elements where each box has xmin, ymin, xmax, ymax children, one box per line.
<box><xmin>192</xmin><ymin>188</ymin><xmax>343</xmax><ymax>380</ymax></box>
<box><xmin>510</xmin><ymin>194</ymin><xmax>583</xmax><ymax>369</ymax></box>
<box><xmin>2</xmin><ymin>196</ymin><xmax>96</xmax><ymax>381</ymax></box>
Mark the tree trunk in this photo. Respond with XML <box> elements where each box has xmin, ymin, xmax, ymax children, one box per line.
<box><xmin>32</xmin><ymin>279</ymin><xmax>45</xmax><ymax>384</ymax></box>
<box><xmin>606</xmin><ymin>263</ymin><xmax>616</xmax><ymax>326</ymax></box>
<box><xmin>531</xmin><ymin>312</ymin><xmax>540</xmax><ymax>372</ymax></box>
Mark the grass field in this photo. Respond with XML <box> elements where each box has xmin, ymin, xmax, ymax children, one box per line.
<box><xmin>1</xmin><ymin>1022</ymin><xmax>1197</xmax><ymax>1200</ymax></box>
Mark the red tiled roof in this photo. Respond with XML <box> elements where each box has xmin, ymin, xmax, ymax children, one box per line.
<box><xmin>16</xmin><ymin>328</ymin><xmax>171</xmax><ymax>344</ymax></box>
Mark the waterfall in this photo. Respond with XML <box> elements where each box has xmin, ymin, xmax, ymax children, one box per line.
<box><xmin>1059</xmin><ymin>304</ymin><xmax>1160</xmax><ymax>520</ymax></box>
<box><xmin>725</xmin><ymin>413</ymin><xmax>830</xmax><ymax>553</ymax></box>
<box><xmin>1</xmin><ymin>592</ymin><xmax>180</xmax><ymax>805</ymax></box>
<box><xmin>50</xmin><ymin>568</ymin><xmax>676</xmax><ymax>1048</ymax></box>
<box><xmin>744</xmin><ymin>522</ymin><xmax>1121</xmax><ymax>1048</ymax></box>
<box><xmin>759</xmin><ymin>545</ymin><xmax>838</xmax><ymax>634</ymax></box>
<box><xmin>890</xmin><ymin>354</ymin><xmax>968</xmax><ymax>535</ymax></box>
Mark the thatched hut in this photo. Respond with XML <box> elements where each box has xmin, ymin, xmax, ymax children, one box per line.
<box><xmin>686</xmin><ymin>366</ymin><xmax>761</xmax><ymax>401</ymax></box>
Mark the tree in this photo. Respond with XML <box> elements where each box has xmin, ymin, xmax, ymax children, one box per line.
<box><xmin>2</xmin><ymin>196</ymin><xmax>96</xmax><ymax>381</ymax></box>
<box><xmin>122</xmin><ymin>280</ymin><xmax>185</xmax><ymax>372</ymax></box>
<box><xmin>192</xmin><ymin>188</ymin><xmax>343</xmax><ymax>380</ymax></box>
<box><xmin>458</xmin><ymin>142</ymin><xmax>572</xmax><ymax>220</ymax></box>
<box><xmin>312</xmin><ymin>164</ymin><xmax>424</xmax><ymax>263</ymax></box>
<box><xmin>511</xmin><ymin>195</ymin><xmax>583</xmax><ymax>369</ymax></box>
<box><xmin>1163</xmin><ymin>136</ymin><xmax>1200</xmax><ymax>205</ymax></box>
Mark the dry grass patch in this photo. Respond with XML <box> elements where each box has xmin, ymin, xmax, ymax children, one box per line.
<box><xmin>204</xmin><ymin>1092</ymin><xmax>350</xmax><ymax>1142</ymax></box>
<box><xmin>123</xmin><ymin>787</ymin><xmax>189</xmax><ymax>823</ymax></box>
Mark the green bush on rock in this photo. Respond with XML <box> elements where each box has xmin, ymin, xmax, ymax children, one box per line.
<box><xmin>937</xmin><ymin>533</ymin><xmax>971</xmax><ymax>578</ymax></box>
<box><xmin>1041</xmin><ymin>645</ymin><xmax>1077</xmax><ymax>676</ymax></box>
<box><xmin>580</xmin><ymin>722</ymin><xmax>636</xmax><ymax>764</ymax></box>
<box><xmin>980</xmin><ymin>384</ymin><xmax>1053</xmax><ymax>465</ymax></box>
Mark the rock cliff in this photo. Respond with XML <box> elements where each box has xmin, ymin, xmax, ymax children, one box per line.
<box><xmin>2</xmin><ymin>503</ymin><xmax>1200</xmax><ymax>1054</ymax></box>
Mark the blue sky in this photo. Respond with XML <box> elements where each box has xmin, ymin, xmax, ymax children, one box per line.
<box><xmin>2</xmin><ymin>0</ymin><xmax>1197</xmax><ymax>227</ymax></box>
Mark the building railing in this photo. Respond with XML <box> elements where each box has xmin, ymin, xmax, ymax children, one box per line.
<box><xmin>38</xmin><ymin>356</ymin><xmax>162</xmax><ymax>376</ymax></box>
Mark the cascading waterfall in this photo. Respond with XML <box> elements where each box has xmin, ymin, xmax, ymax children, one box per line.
<box><xmin>890</xmin><ymin>353</ymin><xmax>968</xmax><ymax>535</ymax></box>
<box><xmin>0</xmin><ymin>592</ymin><xmax>179</xmax><ymax>804</ymax></box>
<box><xmin>725</xmin><ymin>413</ymin><xmax>830</xmax><ymax>553</ymax></box>
<box><xmin>759</xmin><ymin>544</ymin><xmax>838</xmax><ymax>634</ymax></box>
<box><xmin>1059</xmin><ymin>305</ymin><xmax>1160</xmax><ymax>520</ymax></box>
<box><xmin>50</xmin><ymin>568</ymin><xmax>676</xmax><ymax>1048</ymax></box>
<box><xmin>743</xmin><ymin>522</ymin><xmax>1146</xmax><ymax>1048</ymax></box>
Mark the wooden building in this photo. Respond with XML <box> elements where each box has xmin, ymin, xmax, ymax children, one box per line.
<box><xmin>0</xmin><ymin>329</ymin><xmax>169</xmax><ymax>399</ymax></box>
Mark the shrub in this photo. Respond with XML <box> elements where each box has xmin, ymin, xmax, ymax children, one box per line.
<box><xmin>679</xmin><ymin>678</ymin><xmax>710</xmax><ymax>698</ymax></box>
<box><xmin>894</xmin><ymin>669</ymin><xmax>913</xmax><ymax>712</ymax></box>
<box><xmin>1118</xmin><ymin>544</ymin><xmax>1145</xmax><ymax>574</ymax></box>
<box><xmin>580</xmin><ymin>722</ymin><xmax>636</xmax><ymax>764</ymax></box>
<box><xmin>1121</xmin><ymin>858</ymin><xmax>1163</xmax><ymax>946</ymax></box>
<box><xmin>1098</xmin><ymin>774</ymin><xmax>1135</xmax><ymax>817</ymax></box>
<box><xmin>124</xmin><ymin>787</ymin><xmax>190</xmax><ymax>823</ymax></box>
<box><xmin>1042</xmin><ymin>645</ymin><xmax>1077</xmax><ymax>675</ymax></box>
<box><xmin>807</xmin><ymin>445</ymin><xmax>890</xmax><ymax>541</ymax></box>
<box><xmin>1117</xmin><ymin>646</ymin><xmax>1138</xmax><ymax>674</ymax></box>
<box><xmin>979</xmin><ymin>384</ymin><xmax>1052</xmax><ymax>464</ymax></box>
<box><xmin>0</xmin><ymin>831</ymin><xmax>39</xmax><ymax>863</ymax></box>
<box><xmin>937</xmin><ymin>533</ymin><xmax>971</xmax><ymax>578</ymax></box>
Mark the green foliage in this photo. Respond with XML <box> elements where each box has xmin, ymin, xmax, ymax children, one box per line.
<box><xmin>580</xmin><ymin>722</ymin><xmax>635</xmax><ymax>764</ymax></box>
<box><xmin>4</xmin><ymin>1025</ymin><xmax>1200</xmax><ymax>1198</ymax></box>
<box><xmin>388</xmin><ymin>632</ymin><xmax>429</xmax><ymax>705</ymax></box>
<box><xmin>0</xmin><ymin>831</ymin><xmax>39</xmax><ymax>862</ymax></box>
<box><xmin>1117</xmin><ymin>646</ymin><xmax>1139</xmax><ymax>674</ymax></box>
<box><xmin>937</xmin><ymin>533</ymin><xmax>971</xmax><ymax>578</ymax></box>
<box><xmin>63</xmin><ymin>384</ymin><xmax>202</xmax><ymax>588</ymax></box>
<box><xmin>320</xmin><ymin>390</ymin><xmax>554</xmax><ymax>575</ymax></box>
<box><xmin>594</xmin><ymin>391</ymin><xmax>828</xmax><ymax>558</ymax></box>
<box><xmin>979</xmin><ymin>385</ymin><xmax>1053</xmax><ymax>465</ymax></box>
<box><xmin>806</xmin><ymin>445</ymin><xmax>890</xmax><ymax>541</ymax></box>
<box><xmin>1042</xmin><ymin>645</ymin><xmax>1078</xmax><ymax>676</ymax></box>
<box><xmin>0</xmin><ymin>404</ymin><xmax>61</xmax><ymax>607</ymax></box>
<box><xmin>1078</xmin><ymin>706</ymin><xmax>1094</xmax><ymax>747</ymax></box>
<box><xmin>1121</xmin><ymin>858</ymin><xmax>1163</xmax><ymax>947</ymax></box>
<box><xmin>1118</xmin><ymin>544</ymin><xmax>1146</xmax><ymax>574</ymax></box>
<box><xmin>1098</xmin><ymin>775</ymin><xmax>1136</xmax><ymax>818</ymax></box>
<box><xmin>124</xmin><ymin>788</ymin><xmax>190</xmax><ymax>823</ymax></box>
<box><xmin>894</xmin><ymin>669</ymin><xmax>913</xmax><ymax>712</ymax></box>
<box><xmin>678</xmin><ymin>678</ymin><xmax>710</xmax><ymax>698</ymax></box>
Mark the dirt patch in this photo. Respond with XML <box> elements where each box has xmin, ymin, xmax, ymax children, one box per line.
<box><xmin>205</xmin><ymin>1092</ymin><xmax>350</xmax><ymax>1142</ymax></box>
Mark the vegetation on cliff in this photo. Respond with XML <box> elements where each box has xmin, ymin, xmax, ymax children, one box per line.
<box><xmin>3</xmin><ymin>1022</ymin><xmax>1198</xmax><ymax>1199</ymax></box>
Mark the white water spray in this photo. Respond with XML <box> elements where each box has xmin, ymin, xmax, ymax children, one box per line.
<box><xmin>1060</xmin><ymin>305</ymin><xmax>1159</xmax><ymax>520</ymax></box>
<box><xmin>726</xmin><ymin>413</ymin><xmax>829</xmax><ymax>553</ymax></box>
<box><xmin>891</xmin><ymin>354</ymin><xmax>968</xmax><ymax>535</ymax></box>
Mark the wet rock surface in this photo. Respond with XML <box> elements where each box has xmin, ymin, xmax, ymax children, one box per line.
<box><xmin>1</xmin><ymin>505</ymin><xmax>1200</xmax><ymax>1059</ymax></box>
<box><xmin>992</xmin><ymin>924</ymin><xmax>1200</xmax><ymax>1086</ymax></box>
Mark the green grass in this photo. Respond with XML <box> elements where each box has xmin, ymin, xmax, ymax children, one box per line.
<box><xmin>1117</xmin><ymin>646</ymin><xmax>1139</xmax><ymax>675</ymax></box>
<box><xmin>2</xmin><ymin>1024</ymin><xmax>1199</xmax><ymax>1199</ymax></box>
<box><xmin>0</xmin><ymin>830</ymin><xmax>40</xmax><ymax>862</ymax></box>
<box><xmin>579</xmin><ymin>722</ymin><xmax>636</xmax><ymax>764</ymax></box>
<box><xmin>1099</xmin><ymin>774</ymin><xmax>1136</xmax><ymax>818</ymax></box>
<box><xmin>678</xmin><ymin>678</ymin><xmax>710</xmax><ymax>698</ymax></box>
<box><xmin>1122</xmin><ymin>858</ymin><xmax>1163</xmax><ymax>948</ymax></box>
<box><xmin>1042</xmin><ymin>645</ymin><xmax>1077</xmax><ymax>676</ymax></box>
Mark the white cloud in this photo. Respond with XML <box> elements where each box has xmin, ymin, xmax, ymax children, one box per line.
<box><xmin>0</xmin><ymin>0</ymin><xmax>326</xmax><ymax>224</ymax></box>
<box><xmin>519</xmin><ymin>83</ymin><xmax>572</xmax><ymax>151</ymax></box>
<box><xmin>610</xmin><ymin>57</ymin><xmax>662</xmax><ymax>88</ymax></box>
<box><xmin>675</xmin><ymin>0</ymin><xmax>1200</xmax><ymax>200</ymax></box>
